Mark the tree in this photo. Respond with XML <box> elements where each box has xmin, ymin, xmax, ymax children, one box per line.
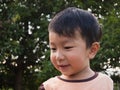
<box><xmin>0</xmin><ymin>0</ymin><xmax>50</xmax><ymax>90</ymax></box>
<box><xmin>0</xmin><ymin>0</ymin><xmax>120</xmax><ymax>90</ymax></box>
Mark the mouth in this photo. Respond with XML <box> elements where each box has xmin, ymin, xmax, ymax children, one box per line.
<box><xmin>58</xmin><ymin>64</ymin><xmax>70</xmax><ymax>68</ymax></box>
<box><xmin>57</xmin><ymin>64</ymin><xmax>70</xmax><ymax>72</ymax></box>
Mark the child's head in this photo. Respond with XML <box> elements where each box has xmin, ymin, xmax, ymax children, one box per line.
<box><xmin>48</xmin><ymin>7</ymin><xmax>102</xmax><ymax>48</ymax></box>
<box><xmin>48</xmin><ymin>7</ymin><xmax>102</xmax><ymax>77</ymax></box>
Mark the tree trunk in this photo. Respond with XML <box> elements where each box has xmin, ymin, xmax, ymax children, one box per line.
<box><xmin>14</xmin><ymin>69</ymin><xmax>22</xmax><ymax>90</ymax></box>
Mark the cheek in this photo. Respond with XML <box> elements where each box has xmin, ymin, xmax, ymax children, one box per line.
<box><xmin>68</xmin><ymin>52</ymin><xmax>82</xmax><ymax>60</ymax></box>
<box><xmin>68</xmin><ymin>55</ymin><xmax>88</xmax><ymax>71</ymax></box>
<box><xmin>50</xmin><ymin>54</ymin><xmax>57</xmax><ymax>67</ymax></box>
<box><xmin>67</xmin><ymin>53</ymin><xmax>85</xmax><ymax>65</ymax></box>
<box><xmin>50</xmin><ymin>54</ymin><xmax>55</xmax><ymax>63</ymax></box>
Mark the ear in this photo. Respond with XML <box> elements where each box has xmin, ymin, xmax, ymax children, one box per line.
<box><xmin>88</xmin><ymin>42</ymin><xmax>100</xmax><ymax>59</ymax></box>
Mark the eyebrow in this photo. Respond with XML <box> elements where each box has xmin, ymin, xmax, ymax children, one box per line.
<box><xmin>49</xmin><ymin>39</ymin><xmax>74</xmax><ymax>46</ymax></box>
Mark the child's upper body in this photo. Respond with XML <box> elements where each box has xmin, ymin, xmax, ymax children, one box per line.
<box><xmin>39</xmin><ymin>72</ymin><xmax>113</xmax><ymax>90</ymax></box>
<box><xmin>39</xmin><ymin>7</ymin><xmax>113</xmax><ymax>90</ymax></box>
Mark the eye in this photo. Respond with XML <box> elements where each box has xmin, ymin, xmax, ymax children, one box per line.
<box><xmin>64</xmin><ymin>46</ymin><xmax>73</xmax><ymax>50</ymax></box>
<box><xmin>50</xmin><ymin>48</ymin><xmax>56</xmax><ymax>52</ymax></box>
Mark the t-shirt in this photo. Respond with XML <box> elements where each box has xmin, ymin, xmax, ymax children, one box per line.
<box><xmin>39</xmin><ymin>72</ymin><xmax>113</xmax><ymax>90</ymax></box>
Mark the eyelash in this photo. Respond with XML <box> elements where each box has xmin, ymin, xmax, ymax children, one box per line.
<box><xmin>50</xmin><ymin>47</ymin><xmax>73</xmax><ymax>50</ymax></box>
<box><xmin>50</xmin><ymin>48</ymin><xmax>56</xmax><ymax>51</ymax></box>
<box><xmin>64</xmin><ymin>46</ymin><xmax>73</xmax><ymax>49</ymax></box>
<box><xmin>50</xmin><ymin>46</ymin><xmax>74</xmax><ymax>52</ymax></box>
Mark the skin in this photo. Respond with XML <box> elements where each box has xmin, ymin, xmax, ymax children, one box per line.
<box><xmin>49</xmin><ymin>31</ymin><xmax>100</xmax><ymax>80</ymax></box>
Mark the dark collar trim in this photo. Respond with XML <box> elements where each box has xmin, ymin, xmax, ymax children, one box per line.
<box><xmin>57</xmin><ymin>72</ymin><xmax>98</xmax><ymax>83</ymax></box>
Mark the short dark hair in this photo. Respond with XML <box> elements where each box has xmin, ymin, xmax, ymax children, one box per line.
<box><xmin>48</xmin><ymin>7</ymin><xmax>102</xmax><ymax>48</ymax></box>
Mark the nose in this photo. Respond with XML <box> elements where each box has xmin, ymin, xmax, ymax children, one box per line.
<box><xmin>55</xmin><ymin>50</ymin><xmax>65</xmax><ymax>61</ymax></box>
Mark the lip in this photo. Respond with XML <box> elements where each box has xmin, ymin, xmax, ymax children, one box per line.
<box><xmin>58</xmin><ymin>64</ymin><xmax>70</xmax><ymax>72</ymax></box>
<box><xmin>58</xmin><ymin>64</ymin><xmax>70</xmax><ymax>68</ymax></box>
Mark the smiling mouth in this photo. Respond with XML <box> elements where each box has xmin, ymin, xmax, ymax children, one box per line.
<box><xmin>58</xmin><ymin>64</ymin><xmax>70</xmax><ymax>67</ymax></box>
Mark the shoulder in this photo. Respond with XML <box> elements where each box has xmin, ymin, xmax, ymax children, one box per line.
<box><xmin>97</xmin><ymin>72</ymin><xmax>113</xmax><ymax>85</ymax></box>
<box><xmin>38</xmin><ymin>77</ymin><xmax>57</xmax><ymax>90</ymax></box>
<box><xmin>98</xmin><ymin>72</ymin><xmax>113</xmax><ymax>81</ymax></box>
<box><xmin>41</xmin><ymin>76</ymin><xmax>60</xmax><ymax>90</ymax></box>
<box><xmin>86</xmin><ymin>72</ymin><xmax>113</xmax><ymax>90</ymax></box>
<box><xmin>38</xmin><ymin>84</ymin><xmax>45</xmax><ymax>90</ymax></box>
<box><xmin>44</xmin><ymin>76</ymin><xmax>58</xmax><ymax>84</ymax></box>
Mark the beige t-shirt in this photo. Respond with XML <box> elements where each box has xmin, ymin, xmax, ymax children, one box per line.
<box><xmin>42</xmin><ymin>73</ymin><xmax>113</xmax><ymax>90</ymax></box>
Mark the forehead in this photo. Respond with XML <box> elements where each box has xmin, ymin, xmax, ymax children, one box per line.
<box><xmin>49</xmin><ymin>32</ymin><xmax>72</xmax><ymax>43</ymax></box>
<box><xmin>49</xmin><ymin>30</ymin><xmax>82</xmax><ymax>38</ymax></box>
<box><xmin>49</xmin><ymin>31</ymin><xmax>84</xmax><ymax>45</ymax></box>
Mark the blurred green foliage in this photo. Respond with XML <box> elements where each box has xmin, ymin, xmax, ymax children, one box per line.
<box><xmin>0</xmin><ymin>0</ymin><xmax>120</xmax><ymax>90</ymax></box>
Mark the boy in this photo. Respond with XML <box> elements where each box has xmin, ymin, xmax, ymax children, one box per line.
<box><xmin>39</xmin><ymin>7</ymin><xmax>113</xmax><ymax>90</ymax></box>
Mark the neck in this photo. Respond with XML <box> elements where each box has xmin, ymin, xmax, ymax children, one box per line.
<box><xmin>61</xmin><ymin>67</ymin><xmax>95</xmax><ymax>80</ymax></box>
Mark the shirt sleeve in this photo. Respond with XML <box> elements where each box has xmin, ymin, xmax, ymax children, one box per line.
<box><xmin>38</xmin><ymin>84</ymin><xmax>45</xmax><ymax>90</ymax></box>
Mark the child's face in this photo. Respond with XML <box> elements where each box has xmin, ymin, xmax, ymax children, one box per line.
<box><xmin>49</xmin><ymin>31</ymin><xmax>95</xmax><ymax>77</ymax></box>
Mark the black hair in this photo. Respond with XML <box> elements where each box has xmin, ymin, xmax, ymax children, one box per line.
<box><xmin>48</xmin><ymin>7</ymin><xmax>102</xmax><ymax>48</ymax></box>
